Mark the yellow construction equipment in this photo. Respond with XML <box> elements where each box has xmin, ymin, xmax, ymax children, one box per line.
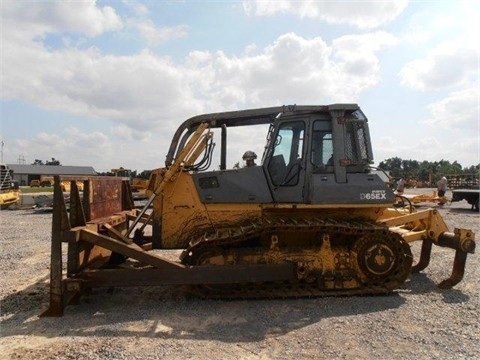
<box><xmin>397</xmin><ymin>191</ymin><xmax>448</xmax><ymax>206</ymax></box>
<box><xmin>0</xmin><ymin>163</ymin><xmax>20</xmax><ymax>209</ymax></box>
<box><xmin>43</xmin><ymin>104</ymin><xmax>475</xmax><ymax>316</ymax></box>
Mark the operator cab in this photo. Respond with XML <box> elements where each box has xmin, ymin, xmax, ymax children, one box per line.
<box><xmin>261</xmin><ymin>106</ymin><xmax>387</xmax><ymax>204</ymax></box>
<box><xmin>167</xmin><ymin>105</ymin><xmax>394</xmax><ymax>205</ymax></box>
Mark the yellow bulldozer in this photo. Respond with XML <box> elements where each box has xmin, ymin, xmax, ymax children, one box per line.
<box><xmin>43</xmin><ymin>104</ymin><xmax>475</xmax><ymax>316</ymax></box>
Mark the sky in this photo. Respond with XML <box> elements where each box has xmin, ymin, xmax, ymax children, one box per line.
<box><xmin>1</xmin><ymin>0</ymin><xmax>479</xmax><ymax>173</ymax></box>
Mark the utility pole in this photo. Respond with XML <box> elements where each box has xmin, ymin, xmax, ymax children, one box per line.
<box><xmin>1</xmin><ymin>140</ymin><xmax>4</xmax><ymax>162</ymax></box>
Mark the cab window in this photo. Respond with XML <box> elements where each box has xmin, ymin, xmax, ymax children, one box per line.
<box><xmin>311</xmin><ymin>120</ymin><xmax>333</xmax><ymax>172</ymax></box>
<box><xmin>267</xmin><ymin>121</ymin><xmax>304</xmax><ymax>186</ymax></box>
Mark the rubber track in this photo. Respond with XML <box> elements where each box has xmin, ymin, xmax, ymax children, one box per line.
<box><xmin>182</xmin><ymin>217</ymin><xmax>413</xmax><ymax>299</ymax></box>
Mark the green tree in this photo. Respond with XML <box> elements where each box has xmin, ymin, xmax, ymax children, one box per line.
<box><xmin>378</xmin><ymin>157</ymin><xmax>403</xmax><ymax>178</ymax></box>
<box><xmin>417</xmin><ymin>161</ymin><xmax>435</xmax><ymax>183</ymax></box>
<box><xmin>45</xmin><ymin>158</ymin><xmax>61</xmax><ymax>166</ymax></box>
<box><xmin>401</xmin><ymin>159</ymin><xmax>419</xmax><ymax>178</ymax></box>
<box><xmin>32</xmin><ymin>158</ymin><xmax>61</xmax><ymax>165</ymax></box>
<box><xmin>378</xmin><ymin>158</ymin><xmax>478</xmax><ymax>186</ymax></box>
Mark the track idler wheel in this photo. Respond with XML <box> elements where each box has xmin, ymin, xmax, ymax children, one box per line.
<box><xmin>182</xmin><ymin>245</ymin><xmax>236</xmax><ymax>296</ymax></box>
<box><xmin>181</xmin><ymin>245</ymin><xmax>225</xmax><ymax>266</ymax></box>
<box><xmin>352</xmin><ymin>232</ymin><xmax>413</xmax><ymax>291</ymax></box>
<box><xmin>192</xmin><ymin>246</ymin><xmax>225</xmax><ymax>266</ymax></box>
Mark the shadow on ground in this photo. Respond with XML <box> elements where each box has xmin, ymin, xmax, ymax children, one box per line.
<box><xmin>1</xmin><ymin>269</ymin><xmax>470</xmax><ymax>343</ymax></box>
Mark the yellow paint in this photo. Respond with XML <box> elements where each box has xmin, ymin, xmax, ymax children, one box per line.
<box><xmin>0</xmin><ymin>190</ymin><xmax>20</xmax><ymax>208</ymax></box>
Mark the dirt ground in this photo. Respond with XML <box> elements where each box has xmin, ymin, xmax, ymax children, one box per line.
<box><xmin>0</xmin><ymin>189</ymin><xmax>479</xmax><ymax>359</ymax></box>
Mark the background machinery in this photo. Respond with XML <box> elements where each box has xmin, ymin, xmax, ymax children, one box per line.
<box><xmin>451</xmin><ymin>189</ymin><xmax>479</xmax><ymax>211</ymax></box>
<box><xmin>44</xmin><ymin>104</ymin><xmax>475</xmax><ymax>315</ymax></box>
<box><xmin>0</xmin><ymin>163</ymin><xmax>20</xmax><ymax>209</ymax></box>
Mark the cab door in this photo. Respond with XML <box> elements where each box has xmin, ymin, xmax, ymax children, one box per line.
<box><xmin>265</xmin><ymin>120</ymin><xmax>306</xmax><ymax>203</ymax></box>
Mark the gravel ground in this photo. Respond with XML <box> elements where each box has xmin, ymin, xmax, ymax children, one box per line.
<box><xmin>0</xmin><ymin>189</ymin><xmax>479</xmax><ymax>359</ymax></box>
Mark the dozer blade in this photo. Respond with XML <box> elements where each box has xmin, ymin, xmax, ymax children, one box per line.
<box><xmin>43</xmin><ymin>176</ymin><xmax>135</xmax><ymax>316</ymax></box>
<box><xmin>42</xmin><ymin>175</ymin><xmax>295</xmax><ymax>316</ymax></box>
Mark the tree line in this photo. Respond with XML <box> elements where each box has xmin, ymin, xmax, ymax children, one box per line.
<box><xmin>32</xmin><ymin>158</ymin><xmax>61</xmax><ymax>166</ymax></box>
<box><xmin>377</xmin><ymin>157</ymin><xmax>479</xmax><ymax>185</ymax></box>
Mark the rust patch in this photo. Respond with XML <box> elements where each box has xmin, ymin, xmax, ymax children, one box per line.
<box><xmin>89</xmin><ymin>178</ymin><xmax>124</xmax><ymax>219</ymax></box>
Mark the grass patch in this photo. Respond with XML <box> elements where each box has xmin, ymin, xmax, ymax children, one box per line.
<box><xmin>20</xmin><ymin>186</ymin><xmax>54</xmax><ymax>193</ymax></box>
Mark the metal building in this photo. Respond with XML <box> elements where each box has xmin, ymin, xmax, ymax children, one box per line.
<box><xmin>7</xmin><ymin>164</ymin><xmax>96</xmax><ymax>186</ymax></box>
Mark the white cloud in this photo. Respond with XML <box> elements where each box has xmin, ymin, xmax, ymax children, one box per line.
<box><xmin>123</xmin><ymin>0</ymin><xmax>150</xmax><ymax>17</ymax></box>
<box><xmin>8</xmin><ymin>125</ymin><xmax>162</xmax><ymax>171</ymax></box>
<box><xmin>399</xmin><ymin>1</ymin><xmax>479</xmax><ymax>92</ymax></box>
<box><xmin>3</xmin><ymin>19</ymin><xmax>395</xmax><ymax>125</ymax></box>
<box><xmin>2</xmin><ymin>41</ymin><xmax>199</xmax><ymax>126</ymax></box>
<box><xmin>391</xmin><ymin>1</ymin><xmax>480</xmax><ymax>166</ymax></box>
<box><xmin>412</xmin><ymin>136</ymin><xmax>479</xmax><ymax>166</ymax></box>
<box><xmin>332</xmin><ymin>31</ymin><xmax>397</xmax><ymax>81</ymax></box>
<box><xmin>242</xmin><ymin>0</ymin><xmax>408</xmax><ymax>29</ymax></box>
<box><xmin>400</xmin><ymin>42</ymin><xmax>478</xmax><ymax>91</ymax></box>
<box><xmin>111</xmin><ymin>124</ymin><xmax>152</xmax><ymax>142</ymax></box>
<box><xmin>376</xmin><ymin>136</ymin><xmax>397</xmax><ymax>153</ymax></box>
<box><xmin>2</xmin><ymin>0</ymin><xmax>123</xmax><ymax>38</ymax></box>
<box><xmin>129</xmin><ymin>19</ymin><xmax>188</xmax><ymax>45</ymax></box>
<box><xmin>423</xmin><ymin>88</ymin><xmax>479</xmax><ymax>130</ymax></box>
<box><xmin>184</xmin><ymin>32</ymin><xmax>397</xmax><ymax>109</ymax></box>
<box><xmin>64</xmin><ymin>127</ymin><xmax>111</xmax><ymax>148</ymax></box>
<box><xmin>243</xmin><ymin>0</ymin><xmax>290</xmax><ymax>16</ymax></box>
<box><xmin>11</xmin><ymin>127</ymin><xmax>113</xmax><ymax>167</ymax></box>
<box><xmin>401</xmin><ymin>0</ymin><xmax>480</xmax><ymax>46</ymax></box>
